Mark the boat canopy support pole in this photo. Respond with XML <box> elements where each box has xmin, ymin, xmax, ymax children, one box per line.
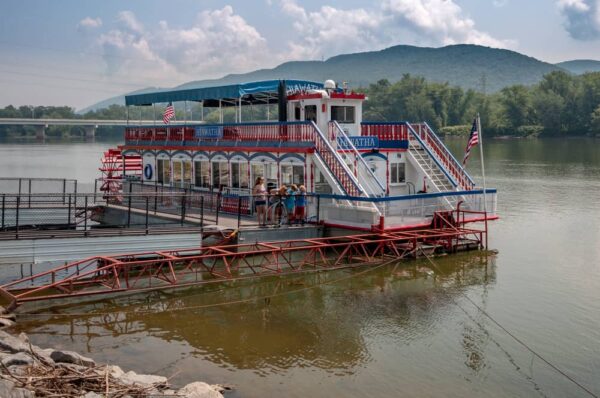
<box><xmin>152</xmin><ymin>103</ymin><xmax>156</xmax><ymax>135</ymax></box>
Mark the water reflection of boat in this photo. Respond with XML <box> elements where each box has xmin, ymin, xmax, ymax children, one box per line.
<box><xmin>17</xmin><ymin>253</ymin><xmax>496</xmax><ymax>378</ymax></box>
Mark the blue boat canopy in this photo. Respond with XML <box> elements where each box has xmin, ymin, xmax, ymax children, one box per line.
<box><xmin>125</xmin><ymin>79</ymin><xmax>324</xmax><ymax>107</ymax></box>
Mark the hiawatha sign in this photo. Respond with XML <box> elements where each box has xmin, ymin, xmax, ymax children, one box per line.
<box><xmin>337</xmin><ymin>136</ymin><xmax>379</xmax><ymax>150</ymax></box>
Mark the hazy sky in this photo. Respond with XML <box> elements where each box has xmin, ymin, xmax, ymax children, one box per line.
<box><xmin>1</xmin><ymin>0</ymin><xmax>599</xmax><ymax>110</ymax></box>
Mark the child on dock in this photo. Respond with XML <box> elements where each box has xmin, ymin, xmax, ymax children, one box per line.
<box><xmin>294</xmin><ymin>185</ymin><xmax>306</xmax><ymax>224</ymax></box>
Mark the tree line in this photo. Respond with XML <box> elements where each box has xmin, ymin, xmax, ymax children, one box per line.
<box><xmin>362</xmin><ymin>71</ymin><xmax>600</xmax><ymax>136</ymax></box>
<box><xmin>2</xmin><ymin>70</ymin><xmax>600</xmax><ymax>138</ymax></box>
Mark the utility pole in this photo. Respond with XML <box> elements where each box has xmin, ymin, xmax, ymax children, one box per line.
<box><xmin>480</xmin><ymin>73</ymin><xmax>487</xmax><ymax>96</ymax></box>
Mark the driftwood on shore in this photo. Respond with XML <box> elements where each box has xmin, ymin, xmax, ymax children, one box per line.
<box><xmin>0</xmin><ymin>329</ymin><xmax>227</xmax><ymax>398</ymax></box>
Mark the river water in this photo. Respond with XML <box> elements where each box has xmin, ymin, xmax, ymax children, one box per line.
<box><xmin>2</xmin><ymin>137</ymin><xmax>600</xmax><ymax>397</ymax></box>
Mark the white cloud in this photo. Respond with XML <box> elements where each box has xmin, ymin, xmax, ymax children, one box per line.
<box><xmin>382</xmin><ymin>0</ymin><xmax>510</xmax><ymax>47</ymax></box>
<box><xmin>153</xmin><ymin>6</ymin><xmax>270</xmax><ymax>76</ymax></box>
<box><xmin>492</xmin><ymin>0</ymin><xmax>508</xmax><ymax>7</ymax></box>
<box><xmin>279</xmin><ymin>1</ymin><xmax>382</xmax><ymax>59</ymax></box>
<box><xmin>557</xmin><ymin>0</ymin><xmax>600</xmax><ymax>40</ymax></box>
<box><xmin>277</xmin><ymin>0</ymin><xmax>512</xmax><ymax>61</ymax></box>
<box><xmin>77</xmin><ymin>17</ymin><xmax>102</xmax><ymax>31</ymax></box>
<box><xmin>116</xmin><ymin>10</ymin><xmax>144</xmax><ymax>35</ymax></box>
<box><xmin>95</xmin><ymin>7</ymin><xmax>271</xmax><ymax>85</ymax></box>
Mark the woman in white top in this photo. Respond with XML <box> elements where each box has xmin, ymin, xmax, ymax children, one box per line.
<box><xmin>252</xmin><ymin>177</ymin><xmax>268</xmax><ymax>226</ymax></box>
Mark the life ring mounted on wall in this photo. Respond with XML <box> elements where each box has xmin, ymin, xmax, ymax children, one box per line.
<box><xmin>143</xmin><ymin>164</ymin><xmax>153</xmax><ymax>180</ymax></box>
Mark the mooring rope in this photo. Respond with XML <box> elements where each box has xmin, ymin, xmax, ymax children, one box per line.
<box><xmin>418</xmin><ymin>250</ymin><xmax>598</xmax><ymax>398</ymax></box>
<box><xmin>16</xmin><ymin>258</ymin><xmax>399</xmax><ymax>319</ymax></box>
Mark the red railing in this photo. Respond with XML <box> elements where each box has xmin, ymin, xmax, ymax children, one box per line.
<box><xmin>361</xmin><ymin>123</ymin><xmax>409</xmax><ymax>141</ymax></box>
<box><xmin>125</xmin><ymin>122</ymin><xmax>316</xmax><ymax>143</ymax></box>
<box><xmin>410</xmin><ymin>123</ymin><xmax>475</xmax><ymax>190</ymax></box>
<box><xmin>313</xmin><ymin>123</ymin><xmax>363</xmax><ymax>197</ymax></box>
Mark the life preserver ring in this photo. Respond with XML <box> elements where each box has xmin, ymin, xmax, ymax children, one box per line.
<box><xmin>144</xmin><ymin>164</ymin><xmax>153</xmax><ymax>180</ymax></box>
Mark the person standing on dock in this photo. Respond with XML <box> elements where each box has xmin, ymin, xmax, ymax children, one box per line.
<box><xmin>295</xmin><ymin>185</ymin><xmax>306</xmax><ymax>224</ymax></box>
<box><xmin>253</xmin><ymin>177</ymin><xmax>268</xmax><ymax>226</ymax></box>
<box><xmin>285</xmin><ymin>184</ymin><xmax>298</xmax><ymax>225</ymax></box>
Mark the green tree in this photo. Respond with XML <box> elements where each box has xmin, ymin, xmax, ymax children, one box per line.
<box><xmin>591</xmin><ymin>105</ymin><xmax>600</xmax><ymax>135</ymax></box>
<box><xmin>500</xmin><ymin>85</ymin><xmax>532</xmax><ymax>128</ymax></box>
<box><xmin>532</xmin><ymin>89</ymin><xmax>565</xmax><ymax>134</ymax></box>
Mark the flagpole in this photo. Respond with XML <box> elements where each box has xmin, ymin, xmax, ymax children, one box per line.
<box><xmin>477</xmin><ymin>113</ymin><xmax>488</xmax><ymax>216</ymax></box>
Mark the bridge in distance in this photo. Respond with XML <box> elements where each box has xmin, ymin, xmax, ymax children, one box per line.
<box><xmin>0</xmin><ymin>118</ymin><xmax>165</xmax><ymax>139</ymax></box>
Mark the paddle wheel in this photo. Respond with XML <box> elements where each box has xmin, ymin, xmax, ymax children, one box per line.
<box><xmin>98</xmin><ymin>148</ymin><xmax>142</xmax><ymax>196</ymax></box>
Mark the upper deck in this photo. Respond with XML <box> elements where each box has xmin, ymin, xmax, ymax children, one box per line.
<box><xmin>123</xmin><ymin>120</ymin><xmax>410</xmax><ymax>152</ymax></box>
<box><xmin>120</xmin><ymin>78</ymin><xmax>482</xmax><ymax>200</ymax></box>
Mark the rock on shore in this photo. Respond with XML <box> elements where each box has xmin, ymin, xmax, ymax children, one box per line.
<box><xmin>0</xmin><ymin>330</ymin><xmax>227</xmax><ymax>398</ymax></box>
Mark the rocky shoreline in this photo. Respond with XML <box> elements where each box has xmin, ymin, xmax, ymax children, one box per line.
<box><xmin>0</xmin><ymin>328</ymin><xmax>227</xmax><ymax>397</ymax></box>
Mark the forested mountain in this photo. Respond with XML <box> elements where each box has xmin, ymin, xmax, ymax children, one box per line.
<box><xmin>556</xmin><ymin>60</ymin><xmax>600</xmax><ymax>75</ymax></box>
<box><xmin>79</xmin><ymin>44</ymin><xmax>566</xmax><ymax>113</ymax></box>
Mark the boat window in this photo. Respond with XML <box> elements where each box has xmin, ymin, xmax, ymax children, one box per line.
<box><xmin>172</xmin><ymin>160</ymin><xmax>183</xmax><ymax>187</ymax></box>
<box><xmin>281</xmin><ymin>164</ymin><xmax>304</xmax><ymax>186</ymax></box>
<box><xmin>390</xmin><ymin>162</ymin><xmax>406</xmax><ymax>184</ymax></box>
<box><xmin>251</xmin><ymin>163</ymin><xmax>263</xmax><ymax>186</ymax></box>
<box><xmin>265</xmin><ymin>163</ymin><xmax>278</xmax><ymax>188</ymax></box>
<box><xmin>194</xmin><ymin>160</ymin><xmax>210</xmax><ymax>188</ymax></box>
<box><xmin>304</xmin><ymin>105</ymin><xmax>317</xmax><ymax>123</ymax></box>
<box><xmin>157</xmin><ymin>159</ymin><xmax>170</xmax><ymax>184</ymax></box>
<box><xmin>212</xmin><ymin>161</ymin><xmax>229</xmax><ymax>189</ymax></box>
<box><xmin>183</xmin><ymin>160</ymin><xmax>192</xmax><ymax>186</ymax></box>
<box><xmin>232</xmin><ymin>162</ymin><xmax>249</xmax><ymax>189</ymax></box>
<box><xmin>331</xmin><ymin>106</ymin><xmax>355</xmax><ymax>124</ymax></box>
<box><xmin>294</xmin><ymin>104</ymin><xmax>301</xmax><ymax>121</ymax></box>
<box><xmin>251</xmin><ymin>162</ymin><xmax>277</xmax><ymax>190</ymax></box>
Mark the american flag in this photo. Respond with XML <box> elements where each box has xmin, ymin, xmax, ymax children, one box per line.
<box><xmin>163</xmin><ymin>103</ymin><xmax>175</xmax><ymax>124</ymax></box>
<box><xmin>462</xmin><ymin>118</ymin><xmax>479</xmax><ymax>166</ymax></box>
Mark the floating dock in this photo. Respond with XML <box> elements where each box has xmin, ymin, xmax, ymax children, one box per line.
<box><xmin>0</xmin><ymin>209</ymin><xmax>486</xmax><ymax>312</ymax></box>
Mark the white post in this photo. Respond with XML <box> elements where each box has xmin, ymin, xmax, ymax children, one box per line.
<box><xmin>152</xmin><ymin>103</ymin><xmax>156</xmax><ymax>140</ymax></box>
<box><xmin>200</xmin><ymin>101</ymin><xmax>204</xmax><ymax>122</ymax></box>
<box><xmin>477</xmin><ymin>113</ymin><xmax>487</xmax><ymax>214</ymax></box>
<box><xmin>219</xmin><ymin>100</ymin><xmax>223</xmax><ymax>123</ymax></box>
<box><xmin>239</xmin><ymin>97</ymin><xmax>242</xmax><ymax>123</ymax></box>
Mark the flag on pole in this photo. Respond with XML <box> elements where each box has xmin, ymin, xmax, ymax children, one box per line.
<box><xmin>462</xmin><ymin>118</ymin><xmax>479</xmax><ymax>166</ymax></box>
<box><xmin>163</xmin><ymin>103</ymin><xmax>175</xmax><ymax>124</ymax></box>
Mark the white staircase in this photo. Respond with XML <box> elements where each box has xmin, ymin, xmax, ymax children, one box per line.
<box><xmin>311</xmin><ymin>121</ymin><xmax>365</xmax><ymax>197</ymax></box>
<box><xmin>328</xmin><ymin>121</ymin><xmax>386</xmax><ymax>197</ymax></box>
<box><xmin>407</xmin><ymin>143</ymin><xmax>456</xmax><ymax>192</ymax></box>
<box><xmin>408</xmin><ymin>122</ymin><xmax>475</xmax><ymax>191</ymax></box>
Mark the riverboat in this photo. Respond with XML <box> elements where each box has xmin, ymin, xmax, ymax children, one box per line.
<box><xmin>105</xmin><ymin>79</ymin><xmax>497</xmax><ymax>231</ymax></box>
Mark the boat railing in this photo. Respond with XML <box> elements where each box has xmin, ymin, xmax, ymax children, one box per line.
<box><xmin>411</xmin><ymin>122</ymin><xmax>476</xmax><ymax>190</ymax></box>
<box><xmin>329</xmin><ymin>121</ymin><xmax>386</xmax><ymax>197</ymax></box>
<box><xmin>125</xmin><ymin>121</ymin><xmax>317</xmax><ymax>144</ymax></box>
<box><xmin>0</xmin><ymin>178</ymin><xmax>78</xmax><ymax>197</ymax></box>
<box><xmin>360</xmin><ymin>122</ymin><xmax>409</xmax><ymax>141</ymax></box>
<box><xmin>318</xmin><ymin>189</ymin><xmax>497</xmax><ymax>229</ymax></box>
<box><xmin>405</xmin><ymin>123</ymin><xmax>459</xmax><ymax>189</ymax></box>
<box><xmin>311</xmin><ymin>121</ymin><xmax>365</xmax><ymax>198</ymax></box>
